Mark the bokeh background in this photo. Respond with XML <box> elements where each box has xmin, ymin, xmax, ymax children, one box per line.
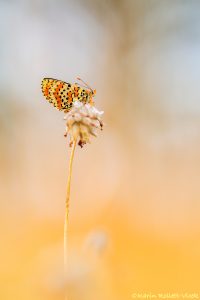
<box><xmin>1</xmin><ymin>0</ymin><xmax>200</xmax><ymax>299</ymax></box>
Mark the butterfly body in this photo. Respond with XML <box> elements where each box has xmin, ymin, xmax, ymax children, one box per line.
<box><xmin>41</xmin><ymin>78</ymin><xmax>95</xmax><ymax>111</ymax></box>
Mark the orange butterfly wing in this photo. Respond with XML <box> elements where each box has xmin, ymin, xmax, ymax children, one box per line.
<box><xmin>41</xmin><ymin>78</ymin><xmax>89</xmax><ymax>111</ymax></box>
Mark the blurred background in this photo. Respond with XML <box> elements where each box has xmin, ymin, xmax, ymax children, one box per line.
<box><xmin>1</xmin><ymin>0</ymin><xmax>200</xmax><ymax>299</ymax></box>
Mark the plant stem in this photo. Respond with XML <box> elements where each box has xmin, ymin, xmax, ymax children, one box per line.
<box><xmin>64</xmin><ymin>139</ymin><xmax>77</xmax><ymax>300</ymax></box>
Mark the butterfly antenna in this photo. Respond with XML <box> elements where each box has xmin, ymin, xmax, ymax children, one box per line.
<box><xmin>75</xmin><ymin>82</ymin><xmax>87</xmax><ymax>89</ymax></box>
<box><xmin>77</xmin><ymin>77</ymin><xmax>93</xmax><ymax>91</ymax></box>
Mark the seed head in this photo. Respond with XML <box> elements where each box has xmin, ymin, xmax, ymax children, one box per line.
<box><xmin>64</xmin><ymin>101</ymin><xmax>104</xmax><ymax>147</ymax></box>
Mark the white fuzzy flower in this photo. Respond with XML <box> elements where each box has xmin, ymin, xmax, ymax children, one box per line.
<box><xmin>64</xmin><ymin>101</ymin><xmax>104</xmax><ymax>147</ymax></box>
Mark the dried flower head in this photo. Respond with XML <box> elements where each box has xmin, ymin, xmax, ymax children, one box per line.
<box><xmin>64</xmin><ymin>101</ymin><xmax>104</xmax><ymax>147</ymax></box>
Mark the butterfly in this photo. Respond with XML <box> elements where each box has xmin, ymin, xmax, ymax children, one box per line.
<box><xmin>41</xmin><ymin>77</ymin><xmax>96</xmax><ymax>111</ymax></box>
